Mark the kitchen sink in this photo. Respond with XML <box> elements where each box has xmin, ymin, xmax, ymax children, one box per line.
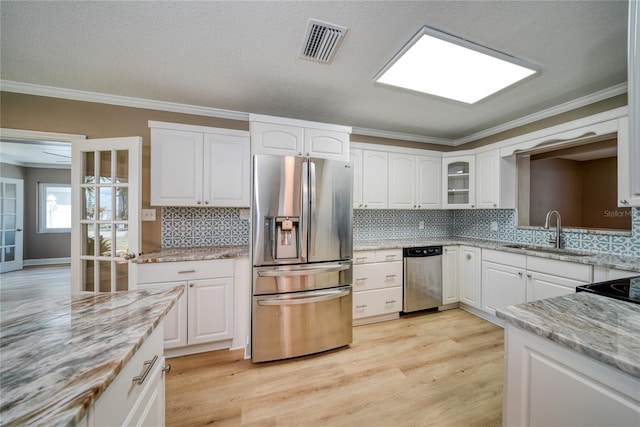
<box><xmin>502</xmin><ymin>244</ymin><xmax>592</xmax><ymax>257</ymax></box>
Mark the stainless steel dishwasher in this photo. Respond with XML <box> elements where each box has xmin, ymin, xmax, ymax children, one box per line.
<box><xmin>403</xmin><ymin>246</ymin><xmax>443</xmax><ymax>312</ymax></box>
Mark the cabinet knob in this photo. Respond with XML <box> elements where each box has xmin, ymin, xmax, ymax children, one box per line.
<box><xmin>414</xmin><ymin>205</ymin><xmax>417</xmax><ymax>208</ymax></box>
<box><xmin>205</xmin><ymin>201</ymin><xmax>209</xmax><ymax>205</ymax></box>
<box><xmin>620</xmin><ymin>199</ymin><xmax>628</xmax><ymax>204</ymax></box>
<box><xmin>364</xmin><ymin>204</ymin><xmax>368</xmax><ymax>208</ymax></box>
<box><xmin>418</xmin><ymin>205</ymin><xmax>421</xmax><ymax>208</ymax></box>
<box><xmin>518</xmin><ymin>271</ymin><xmax>523</xmax><ymax>276</ymax></box>
<box><xmin>196</xmin><ymin>200</ymin><xmax>202</xmax><ymax>205</ymax></box>
<box><xmin>527</xmin><ymin>274</ymin><xmax>532</xmax><ymax>279</ymax></box>
<box><xmin>471</xmin><ymin>205</ymin><xmax>475</xmax><ymax>208</ymax></box>
<box><xmin>162</xmin><ymin>364</ymin><xmax>172</xmax><ymax>374</ymax></box>
<box><xmin>189</xmin><ymin>283</ymin><xmax>194</xmax><ymax>288</ymax></box>
<box><xmin>493</xmin><ymin>203</ymin><xmax>497</xmax><ymax>207</ymax></box>
<box><xmin>466</xmin><ymin>254</ymin><xmax>472</xmax><ymax>260</ymax></box>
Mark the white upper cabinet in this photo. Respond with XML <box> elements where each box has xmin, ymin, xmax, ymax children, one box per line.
<box><xmin>625</xmin><ymin>0</ymin><xmax>640</xmax><ymax>206</ymax></box>
<box><xmin>388</xmin><ymin>153</ymin><xmax>416</xmax><ymax>209</ymax></box>
<box><xmin>476</xmin><ymin>149</ymin><xmax>515</xmax><ymax>209</ymax></box>
<box><xmin>250</xmin><ymin>121</ymin><xmax>304</xmax><ymax>156</ymax></box>
<box><xmin>149</xmin><ymin>122</ymin><xmax>250</xmax><ymax>207</ymax></box>
<box><xmin>416</xmin><ymin>155</ymin><xmax>442</xmax><ymax>209</ymax></box>
<box><xmin>350</xmin><ymin>148</ymin><xmax>363</xmax><ymax>209</ymax></box>
<box><xmin>443</xmin><ymin>155</ymin><xmax>475</xmax><ymax>209</ymax></box>
<box><xmin>618</xmin><ymin>116</ymin><xmax>640</xmax><ymax>206</ymax></box>
<box><xmin>250</xmin><ymin>114</ymin><xmax>351</xmax><ymax>160</ymax></box>
<box><xmin>361</xmin><ymin>150</ymin><xmax>388</xmax><ymax>209</ymax></box>
<box><xmin>388</xmin><ymin>153</ymin><xmax>441</xmax><ymax>209</ymax></box>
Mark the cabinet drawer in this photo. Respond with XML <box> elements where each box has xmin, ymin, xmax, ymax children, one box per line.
<box><xmin>93</xmin><ymin>324</ymin><xmax>164</xmax><ymax>426</ymax></box>
<box><xmin>137</xmin><ymin>259</ymin><xmax>233</xmax><ymax>283</ymax></box>
<box><xmin>353</xmin><ymin>249</ymin><xmax>402</xmax><ymax>265</ymax></box>
<box><xmin>483</xmin><ymin>249</ymin><xmax>526</xmax><ymax>268</ymax></box>
<box><xmin>526</xmin><ymin>257</ymin><xmax>591</xmax><ymax>282</ymax></box>
<box><xmin>353</xmin><ymin>287</ymin><xmax>403</xmax><ymax>319</ymax></box>
<box><xmin>353</xmin><ymin>251</ymin><xmax>376</xmax><ymax>264</ymax></box>
<box><xmin>353</xmin><ymin>261</ymin><xmax>403</xmax><ymax>291</ymax></box>
<box><xmin>375</xmin><ymin>249</ymin><xmax>402</xmax><ymax>263</ymax></box>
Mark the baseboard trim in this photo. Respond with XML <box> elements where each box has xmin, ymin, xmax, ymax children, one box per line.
<box><xmin>23</xmin><ymin>257</ymin><xmax>71</xmax><ymax>267</ymax></box>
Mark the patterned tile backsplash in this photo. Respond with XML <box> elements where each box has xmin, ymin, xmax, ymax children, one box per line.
<box><xmin>162</xmin><ymin>206</ymin><xmax>640</xmax><ymax>257</ymax></box>
<box><xmin>161</xmin><ymin>207</ymin><xmax>249</xmax><ymax>248</ymax></box>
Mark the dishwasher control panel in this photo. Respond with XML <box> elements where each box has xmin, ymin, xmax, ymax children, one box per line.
<box><xmin>403</xmin><ymin>246</ymin><xmax>443</xmax><ymax>257</ymax></box>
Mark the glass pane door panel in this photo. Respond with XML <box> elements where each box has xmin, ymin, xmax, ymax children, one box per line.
<box><xmin>4</xmin><ymin>246</ymin><xmax>15</xmax><ymax>262</ymax></box>
<box><xmin>82</xmin><ymin>224</ymin><xmax>95</xmax><ymax>256</ymax></box>
<box><xmin>116</xmin><ymin>150</ymin><xmax>129</xmax><ymax>183</ymax></box>
<box><xmin>5</xmin><ymin>184</ymin><xmax>16</xmax><ymax>198</ymax></box>
<box><xmin>83</xmin><ymin>260</ymin><xmax>95</xmax><ymax>292</ymax></box>
<box><xmin>98</xmin><ymin>261</ymin><xmax>111</xmax><ymax>292</ymax></box>
<box><xmin>4</xmin><ymin>199</ymin><xmax>15</xmax><ymax>214</ymax></box>
<box><xmin>5</xmin><ymin>231</ymin><xmax>15</xmax><ymax>246</ymax></box>
<box><xmin>99</xmin><ymin>187</ymin><xmax>112</xmax><ymax>220</ymax></box>
<box><xmin>448</xmin><ymin>162</ymin><xmax>469</xmax><ymax>175</ymax></box>
<box><xmin>99</xmin><ymin>224</ymin><xmax>112</xmax><ymax>256</ymax></box>
<box><xmin>115</xmin><ymin>187</ymin><xmax>128</xmax><ymax>220</ymax></box>
<box><xmin>83</xmin><ymin>152</ymin><xmax>95</xmax><ymax>183</ymax></box>
<box><xmin>448</xmin><ymin>175</ymin><xmax>469</xmax><ymax>191</ymax></box>
<box><xmin>4</xmin><ymin>215</ymin><xmax>15</xmax><ymax>229</ymax></box>
<box><xmin>448</xmin><ymin>192</ymin><xmax>469</xmax><ymax>204</ymax></box>
<box><xmin>116</xmin><ymin>262</ymin><xmax>128</xmax><ymax>291</ymax></box>
<box><xmin>83</xmin><ymin>188</ymin><xmax>96</xmax><ymax>220</ymax></box>
<box><xmin>115</xmin><ymin>224</ymin><xmax>129</xmax><ymax>257</ymax></box>
<box><xmin>99</xmin><ymin>151</ymin><xmax>112</xmax><ymax>183</ymax></box>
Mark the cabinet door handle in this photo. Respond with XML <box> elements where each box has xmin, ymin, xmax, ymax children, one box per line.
<box><xmin>385</xmin><ymin>300</ymin><xmax>396</xmax><ymax>304</ymax></box>
<box><xmin>178</xmin><ymin>270</ymin><xmax>196</xmax><ymax>274</ymax></box>
<box><xmin>162</xmin><ymin>364</ymin><xmax>171</xmax><ymax>373</ymax></box>
<box><xmin>385</xmin><ymin>274</ymin><xmax>397</xmax><ymax>278</ymax></box>
<box><xmin>355</xmin><ymin>277</ymin><xmax>367</xmax><ymax>281</ymax></box>
<box><xmin>385</xmin><ymin>254</ymin><xmax>396</xmax><ymax>259</ymax></box>
<box><xmin>356</xmin><ymin>304</ymin><xmax>368</xmax><ymax>309</ymax></box>
<box><xmin>132</xmin><ymin>355</ymin><xmax>158</xmax><ymax>385</ymax></box>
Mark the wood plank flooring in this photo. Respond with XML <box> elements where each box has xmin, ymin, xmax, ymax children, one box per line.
<box><xmin>166</xmin><ymin>309</ymin><xmax>504</xmax><ymax>427</ymax></box>
<box><xmin>0</xmin><ymin>265</ymin><xmax>70</xmax><ymax>302</ymax></box>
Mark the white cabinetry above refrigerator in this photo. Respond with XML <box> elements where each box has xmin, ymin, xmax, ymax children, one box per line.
<box><xmin>149</xmin><ymin>121</ymin><xmax>250</xmax><ymax>207</ymax></box>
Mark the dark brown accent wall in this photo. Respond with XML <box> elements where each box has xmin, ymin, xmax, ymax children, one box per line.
<box><xmin>530</xmin><ymin>158</ymin><xmax>583</xmax><ymax>227</ymax></box>
<box><xmin>581</xmin><ymin>157</ymin><xmax>632</xmax><ymax>229</ymax></box>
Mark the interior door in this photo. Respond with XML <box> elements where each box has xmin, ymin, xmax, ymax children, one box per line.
<box><xmin>0</xmin><ymin>178</ymin><xmax>24</xmax><ymax>273</ymax></box>
<box><xmin>71</xmin><ymin>137</ymin><xmax>141</xmax><ymax>294</ymax></box>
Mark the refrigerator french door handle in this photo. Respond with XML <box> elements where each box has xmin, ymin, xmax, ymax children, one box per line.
<box><xmin>301</xmin><ymin>159</ymin><xmax>309</xmax><ymax>263</ymax></box>
<box><xmin>257</xmin><ymin>287</ymin><xmax>351</xmax><ymax>306</ymax></box>
<box><xmin>257</xmin><ymin>263</ymin><xmax>350</xmax><ymax>277</ymax></box>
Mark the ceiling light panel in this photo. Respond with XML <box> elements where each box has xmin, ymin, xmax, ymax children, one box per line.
<box><xmin>374</xmin><ymin>27</ymin><xmax>538</xmax><ymax>104</ymax></box>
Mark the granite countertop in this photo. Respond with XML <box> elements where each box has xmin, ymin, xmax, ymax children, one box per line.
<box><xmin>136</xmin><ymin>244</ymin><xmax>249</xmax><ymax>263</ymax></box>
<box><xmin>353</xmin><ymin>237</ymin><xmax>640</xmax><ymax>273</ymax></box>
<box><xmin>0</xmin><ymin>286</ymin><xmax>184</xmax><ymax>427</ymax></box>
<box><xmin>496</xmin><ymin>292</ymin><xmax>640</xmax><ymax>378</ymax></box>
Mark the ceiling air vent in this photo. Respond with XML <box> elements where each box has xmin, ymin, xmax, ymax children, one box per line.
<box><xmin>299</xmin><ymin>19</ymin><xmax>348</xmax><ymax>64</ymax></box>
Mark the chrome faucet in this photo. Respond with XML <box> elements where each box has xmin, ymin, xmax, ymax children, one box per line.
<box><xmin>544</xmin><ymin>210</ymin><xmax>562</xmax><ymax>249</ymax></box>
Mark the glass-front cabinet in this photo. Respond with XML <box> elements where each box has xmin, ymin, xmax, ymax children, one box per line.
<box><xmin>442</xmin><ymin>155</ymin><xmax>475</xmax><ymax>208</ymax></box>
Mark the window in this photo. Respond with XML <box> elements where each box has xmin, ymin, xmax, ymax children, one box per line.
<box><xmin>39</xmin><ymin>183</ymin><xmax>71</xmax><ymax>233</ymax></box>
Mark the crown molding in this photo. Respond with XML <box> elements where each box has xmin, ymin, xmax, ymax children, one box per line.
<box><xmin>350</xmin><ymin>126</ymin><xmax>454</xmax><ymax>146</ymax></box>
<box><xmin>1</xmin><ymin>80</ymin><xmax>626</xmax><ymax>147</ymax></box>
<box><xmin>0</xmin><ymin>80</ymin><xmax>250</xmax><ymax>122</ymax></box>
<box><xmin>453</xmin><ymin>82</ymin><xmax>628</xmax><ymax>146</ymax></box>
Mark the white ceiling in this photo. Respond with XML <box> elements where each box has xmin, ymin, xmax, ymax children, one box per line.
<box><xmin>0</xmin><ymin>141</ymin><xmax>71</xmax><ymax>169</ymax></box>
<box><xmin>0</xmin><ymin>1</ymin><xmax>629</xmax><ymax>143</ymax></box>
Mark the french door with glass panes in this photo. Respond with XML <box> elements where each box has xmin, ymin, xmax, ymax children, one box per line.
<box><xmin>0</xmin><ymin>178</ymin><xmax>24</xmax><ymax>273</ymax></box>
<box><xmin>71</xmin><ymin>137</ymin><xmax>141</xmax><ymax>294</ymax></box>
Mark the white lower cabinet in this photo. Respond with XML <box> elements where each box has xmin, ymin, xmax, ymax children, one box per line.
<box><xmin>442</xmin><ymin>246</ymin><xmax>459</xmax><ymax>305</ymax></box>
<box><xmin>352</xmin><ymin>249</ymin><xmax>403</xmax><ymax>325</ymax></box>
<box><xmin>503</xmin><ymin>324</ymin><xmax>640</xmax><ymax>427</ymax></box>
<box><xmin>593</xmin><ymin>265</ymin><xmax>639</xmax><ymax>281</ymax></box>
<box><xmin>481</xmin><ymin>249</ymin><xmax>592</xmax><ymax>316</ymax></box>
<box><xmin>137</xmin><ymin>259</ymin><xmax>234</xmax><ymax>355</ymax></box>
<box><xmin>86</xmin><ymin>323</ymin><xmax>166</xmax><ymax>426</ymax></box>
<box><xmin>459</xmin><ymin>246</ymin><xmax>481</xmax><ymax>309</ymax></box>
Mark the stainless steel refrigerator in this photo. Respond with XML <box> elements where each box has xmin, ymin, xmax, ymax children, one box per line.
<box><xmin>251</xmin><ymin>154</ymin><xmax>353</xmax><ymax>362</ymax></box>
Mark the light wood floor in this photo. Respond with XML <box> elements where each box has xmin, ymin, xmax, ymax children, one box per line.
<box><xmin>166</xmin><ymin>309</ymin><xmax>504</xmax><ymax>427</ymax></box>
<box><xmin>0</xmin><ymin>265</ymin><xmax>70</xmax><ymax>302</ymax></box>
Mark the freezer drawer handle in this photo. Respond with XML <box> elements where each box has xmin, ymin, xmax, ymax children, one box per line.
<box><xmin>257</xmin><ymin>288</ymin><xmax>350</xmax><ymax>306</ymax></box>
<box><xmin>257</xmin><ymin>263</ymin><xmax>350</xmax><ymax>277</ymax></box>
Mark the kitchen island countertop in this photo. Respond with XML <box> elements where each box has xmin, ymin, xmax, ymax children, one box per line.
<box><xmin>0</xmin><ymin>286</ymin><xmax>184</xmax><ymax>427</ymax></box>
<box><xmin>496</xmin><ymin>292</ymin><xmax>640</xmax><ymax>378</ymax></box>
<box><xmin>353</xmin><ymin>237</ymin><xmax>640</xmax><ymax>273</ymax></box>
<box><xmin>136</xmin><ymin>244</ymin><xmax>249</xmax><ymax>263</ymax></box>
